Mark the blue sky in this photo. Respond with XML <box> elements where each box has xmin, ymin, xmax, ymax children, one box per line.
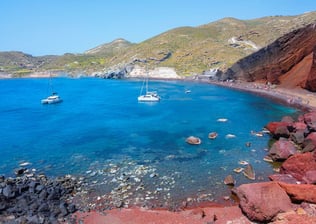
<box><xmin>1</xmin><ymin>0</ymin><xmax>315</xmax><ymax>56</ymax></box>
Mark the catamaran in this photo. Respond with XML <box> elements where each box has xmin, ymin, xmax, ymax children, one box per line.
<box><xmin>138</xmin><ymin>72</ymin><xmax>160</xmax><ymax>102</ymax></box>
<box><xmin>41</xmin><ymin>76</ymin><xmax>63</xmax><ymax>104</ymax></box>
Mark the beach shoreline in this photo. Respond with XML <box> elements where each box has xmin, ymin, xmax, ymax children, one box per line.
<box><xmin>207</xmin><ymin>80</ymin><xmax>316</xmax><ymax>110</ymax></box>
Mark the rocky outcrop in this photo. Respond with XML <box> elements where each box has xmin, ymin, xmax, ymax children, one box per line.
<box><xmin>225</xmin><ymin>22</ymin><xmax>316</xmax><ymax>92</ymax></box>
<box><xmin>265</xmin><ymin>111</ymin><xmax>316</xmax><ymax>160</ymax></box>
<box><xmin>128</xmin><ymin>65</ymin><xmax>181</xmax><ymax>79</ymax></box>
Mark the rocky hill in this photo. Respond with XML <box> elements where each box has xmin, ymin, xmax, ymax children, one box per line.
<box><xmin>225</xmin><ymin>22</ymin><xmax>316</xmax><ymax>92</ymax></box>
<box><xmin>0</xmin><ymin>11</ymin><xmax>316</xmax><ymax>77</ymax></box>
<box><xmin>84</xmin><ymin>38</ymin><xmax>134</xmax><ymax>55</ymax></box>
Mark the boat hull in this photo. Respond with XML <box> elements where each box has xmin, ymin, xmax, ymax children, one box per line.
<box><xmin>138</xmin><ymin>95</ymin><xmax>160</xmax><ymax>102</ymax></box>
<box><xmin>41</xmin><ymin>95</ymin><xmax>63</xmax><ymax>104</ymax></box>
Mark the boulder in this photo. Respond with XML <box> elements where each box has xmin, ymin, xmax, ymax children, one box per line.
<box><xmin>265</xmin><ymin>122</ymin><xmax>290</xmax><ymax>138</ymax></box>
<box><xmin>303</xmin><ymin>170</ymin><xmax>316</xmax><ymax>184</ymax></box>
<box><xmin>278</xmin><ymin>182</ymin><xmax>316</xmax><ymax>203</ymax></box>
<box><xmin>293</xmin><ymin>122</ymin><xmax>307</xmax><ymax>132</ymax></box>
<box><xmin>281</xmin><ymin>116</ymin><xmax>294</xmax><ymax>123</ymax></box>
<box><xmin>275</xmin><ymin>125</ymin><xmax>290</xmax><ymax>138</ymax></box>
<box><xmin>243</xmin><ymin>164</ymin><xmax>255</xmax><ymax>180</ymax></box>
<box><xmin>290</xmin><ymin>130</ymin><xmax>305</xmax><ymax>145</ymax></box>
<box><xmin>233</xmin><ymin>182</ymin><xmax>292</xmax><ymax>222</ymax></box>
<box><xmin>304</xmin><ymin>112</ymin><xmax>316</xmax><ymax>130</ymax></box>
<box><xmin>185</xmin><ymin>136</ymin><xmax>201</xmax><ymax>145</ymax></box>
<box><xmin>269</xmin><ymin>174</ymin><xmax>299</xmax><ymax>184</ymax></box>
<box><xmin>224</xmin><ymin>175</ymin><xmax>235</xmax><ymax>186</ymax></box>
<box><xmin>280</xmin><ymin>152</ymin><xmax>316</xmax><ymax>182</ymax></box>
<box><xmin>302</xmin><ymin>139</ymin><xmax>316</xmax><ymax>153</ymax></box>
<box><xmin>268</xmin><ymin>138</ymin><xmax>297</xmax><ymax>161</ymax></box>
<box><xmin>272</xmin><ymin>210</ymin><xmax>316</xmax><ymax>224</ymax></box>
<box><xmin>305</xmin><ymin>132</ymin><xmax>316</xmax><ymax>146</ymax></box>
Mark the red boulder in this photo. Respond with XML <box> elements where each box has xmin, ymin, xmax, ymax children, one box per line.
<box><xmin>278</xmin><ymin>182</ymin><xmax>316</xmax><ymax>203</ymax></box>
<box><xmin>280</xmin><ymin>152</ymin><xmax>316</xmax><ymax>182</ymax></box>
<box><xmin>265</xmin><ymin>122</ymin><xmax>290</xmax><ymax>137</ymax></box>
<box><xmin>304</xmin><ymin>112</ymin><xmax>316</xmax><ymax>130</ymax></box>
<box><xmin>233</xmin><ymin>182</ymin><xmax>292</xmax><ymax>222</ymax></box>
<box><xmin>268</xmin><ymin>138</ymin><xmax>297</xmax><ymax>161</ymax></box>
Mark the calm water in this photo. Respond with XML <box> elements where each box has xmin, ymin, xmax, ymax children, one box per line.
<box><xmin>0</xmin><ymin>78</ymin><xmax>300</xmax><ymax>206</ymax></box>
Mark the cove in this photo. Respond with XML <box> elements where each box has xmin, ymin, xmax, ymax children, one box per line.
<box><xmin>0</xmin><ymin>77</ymin><xmax>301</xmax><ymax>206</ymax></box>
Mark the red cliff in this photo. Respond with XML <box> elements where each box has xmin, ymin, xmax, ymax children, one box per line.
<box><xmin>225</xmin><ymin>22</ymin><xmax>316</xmax><ymax>92</ymax></box>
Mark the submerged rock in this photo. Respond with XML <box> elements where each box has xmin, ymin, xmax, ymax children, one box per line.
<box><xmin>223</xmin><ymin>175</ymin><xmax>235</xmax><ymax>186</ymax></box>
<box><xmin>242</xmin><ymin>164</ymin><xmax>255</xmax><ymax>180</ymax></box>
<box><xmin>185</xmin><ymin>136</ymin><xmax>202</xmax><ymax>145</ymax></box>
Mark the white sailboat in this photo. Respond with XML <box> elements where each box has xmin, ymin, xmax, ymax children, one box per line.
<box><xmin>41</xmin><ymin>76</ymin><xmax>63</xmax><ymax>104</ymax></box>
<box><xmin>138</xmin><ymin>71</ymin><xmax>160</xmax><ymax>102</ymax></box>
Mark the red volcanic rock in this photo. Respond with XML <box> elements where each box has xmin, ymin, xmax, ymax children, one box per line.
<box><xmin>293</xmin><ymin>122</ymin><xmax>307</xmax><ymax>132</ymax></box>
<box><xmin>281</xmin><ymin>116</ymin><xmax>294</xmax><ymax>123</ymax></box>
<box><xmin>225</xmin><ymin>23</ymin><xmax>316</xmax><ymax>92</ymax></box>
<box><xmin>275</xmin><ymin>125</ymin><xmax>291</xmax><ymax>138</ymax></box>
<box><xmin>304</xmin><ymin>170</ymin><xmax>316</xmax><ymax>184</ymax></box>
<box><xmin>302</xmin><ymin>51</ymin><xmax>316</xmax><ymax>92</ymax></box>
<box><xmin>290</xmin><ymin>130</ymin><xmax>305</xmax><ymax>144</ymax></box>
<box><xmin>233</xmin><ymin>182</ymin><xmax>292</xmax><ymax>222</ymax></box>
<box><xmin>269</xmin><ymin>174</ymin><xmax>299</xmax><ymax>184</ymax></box>
<box><xmin>304</xmin><ymin>112</ymin><xmax>316</xmax><ymax>130</ymax></box>
<box><xmin>278</xmin><ymin>182</ymin><xmax>316</xmax><ymax>203</ymax></box>
<box><xmin>302</xmin><ymin>133</ymin><xmax>316</xmax><ymax>152</ymax></box>
<box><xmin>302</xmin><ymin>139</ymin><xmax>316</xmax><ymax>153</ymax></box>
<box><xmin>272</xmin><ymin>210</ymin><xmax>316</xmax><ymax>224</ymax></box>
<box><xmin>305</xmin><ymin>132</ymin><xmax>316</xmax><ymax>145</ymax></box>
<box><xmin>186</xmin><ymin>136</ymin><xmax>202</xmax><ymax>145</ymax></box>
<box><xmin>280</xmin><ymin>152</ymin><xmax>316</xmax><ymax>182</ymax></box>
<box><xmin>268</xmin><ymin>138</ymin><xmax>297</xmax><ymax>161</ymax></box>
<box><xmin>265</xmin><ymin>122</ymin><xmax>290</xmax><ymax>136</ymax></box>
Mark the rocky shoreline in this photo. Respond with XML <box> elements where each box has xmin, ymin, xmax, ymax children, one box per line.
<box><xmin>0</xmin><ymin>168</ymin><xmax>83</xmax><ymax>223</ymax></box>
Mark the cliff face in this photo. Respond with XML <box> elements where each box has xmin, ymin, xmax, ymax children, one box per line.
<box><xmin>225</xmin><ymin>23</ymin><xmax>316</xmax><ymax>92</ymax></box>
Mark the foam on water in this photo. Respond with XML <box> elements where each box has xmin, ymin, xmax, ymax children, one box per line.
<box><xmin>0</xmin><ymin>78</ymin><xmax>300</xmax><ymax>206</ymax></box>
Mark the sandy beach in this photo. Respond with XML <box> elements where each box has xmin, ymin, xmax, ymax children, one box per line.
<box><xmin>209</xmin><ymin>80</ymin><xmax>316</xmax><ymax>111</ymax></box>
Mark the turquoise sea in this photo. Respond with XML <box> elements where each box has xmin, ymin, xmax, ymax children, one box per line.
<box><xmin>0</xmin><ymin>78</ymin><xmax>300</xmax><ymax>206</ymax></box>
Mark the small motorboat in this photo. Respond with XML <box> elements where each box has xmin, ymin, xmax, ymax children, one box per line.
<box><xmin>41</xmin><ymin>93</ymin><xmax>63</xmax><ymax>104</ymax></box>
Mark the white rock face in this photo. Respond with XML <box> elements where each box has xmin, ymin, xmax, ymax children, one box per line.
<box><xmin>128</xmin><ymin>65</ymin><xmax>181</xmax><ymax>79</ymax></box>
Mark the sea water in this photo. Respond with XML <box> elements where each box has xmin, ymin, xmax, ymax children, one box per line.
<box><xmin>0</xmin><ymin>78</ymin><xmax>300</xmax><ymax>205</ymax></box>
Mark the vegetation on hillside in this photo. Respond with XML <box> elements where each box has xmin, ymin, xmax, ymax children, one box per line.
<box><xmin>1</xmin><ymin>11</ymin><xmax>316</xmax><ymax>77</ymax></box>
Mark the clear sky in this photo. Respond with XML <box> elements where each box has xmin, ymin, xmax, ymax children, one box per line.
<box><xmin>1</xmin><ymin>0</ymin><xmax>315</xmax><ymax>56</ymax></box>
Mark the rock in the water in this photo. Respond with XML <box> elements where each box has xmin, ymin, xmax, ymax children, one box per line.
<box><xmin>224</xmin><ymin>175</ymin><xmax>235</xmax><ymax>186</ymax></box>
<box><xmin>243</xmin><ymin>164</ymin><xmax>255</xmax><ymax>180</ymax></box>
<box><xmin>186</xmin><ymin>136</ymin><xmax>201</xmax><ymax>145</ymax></box>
